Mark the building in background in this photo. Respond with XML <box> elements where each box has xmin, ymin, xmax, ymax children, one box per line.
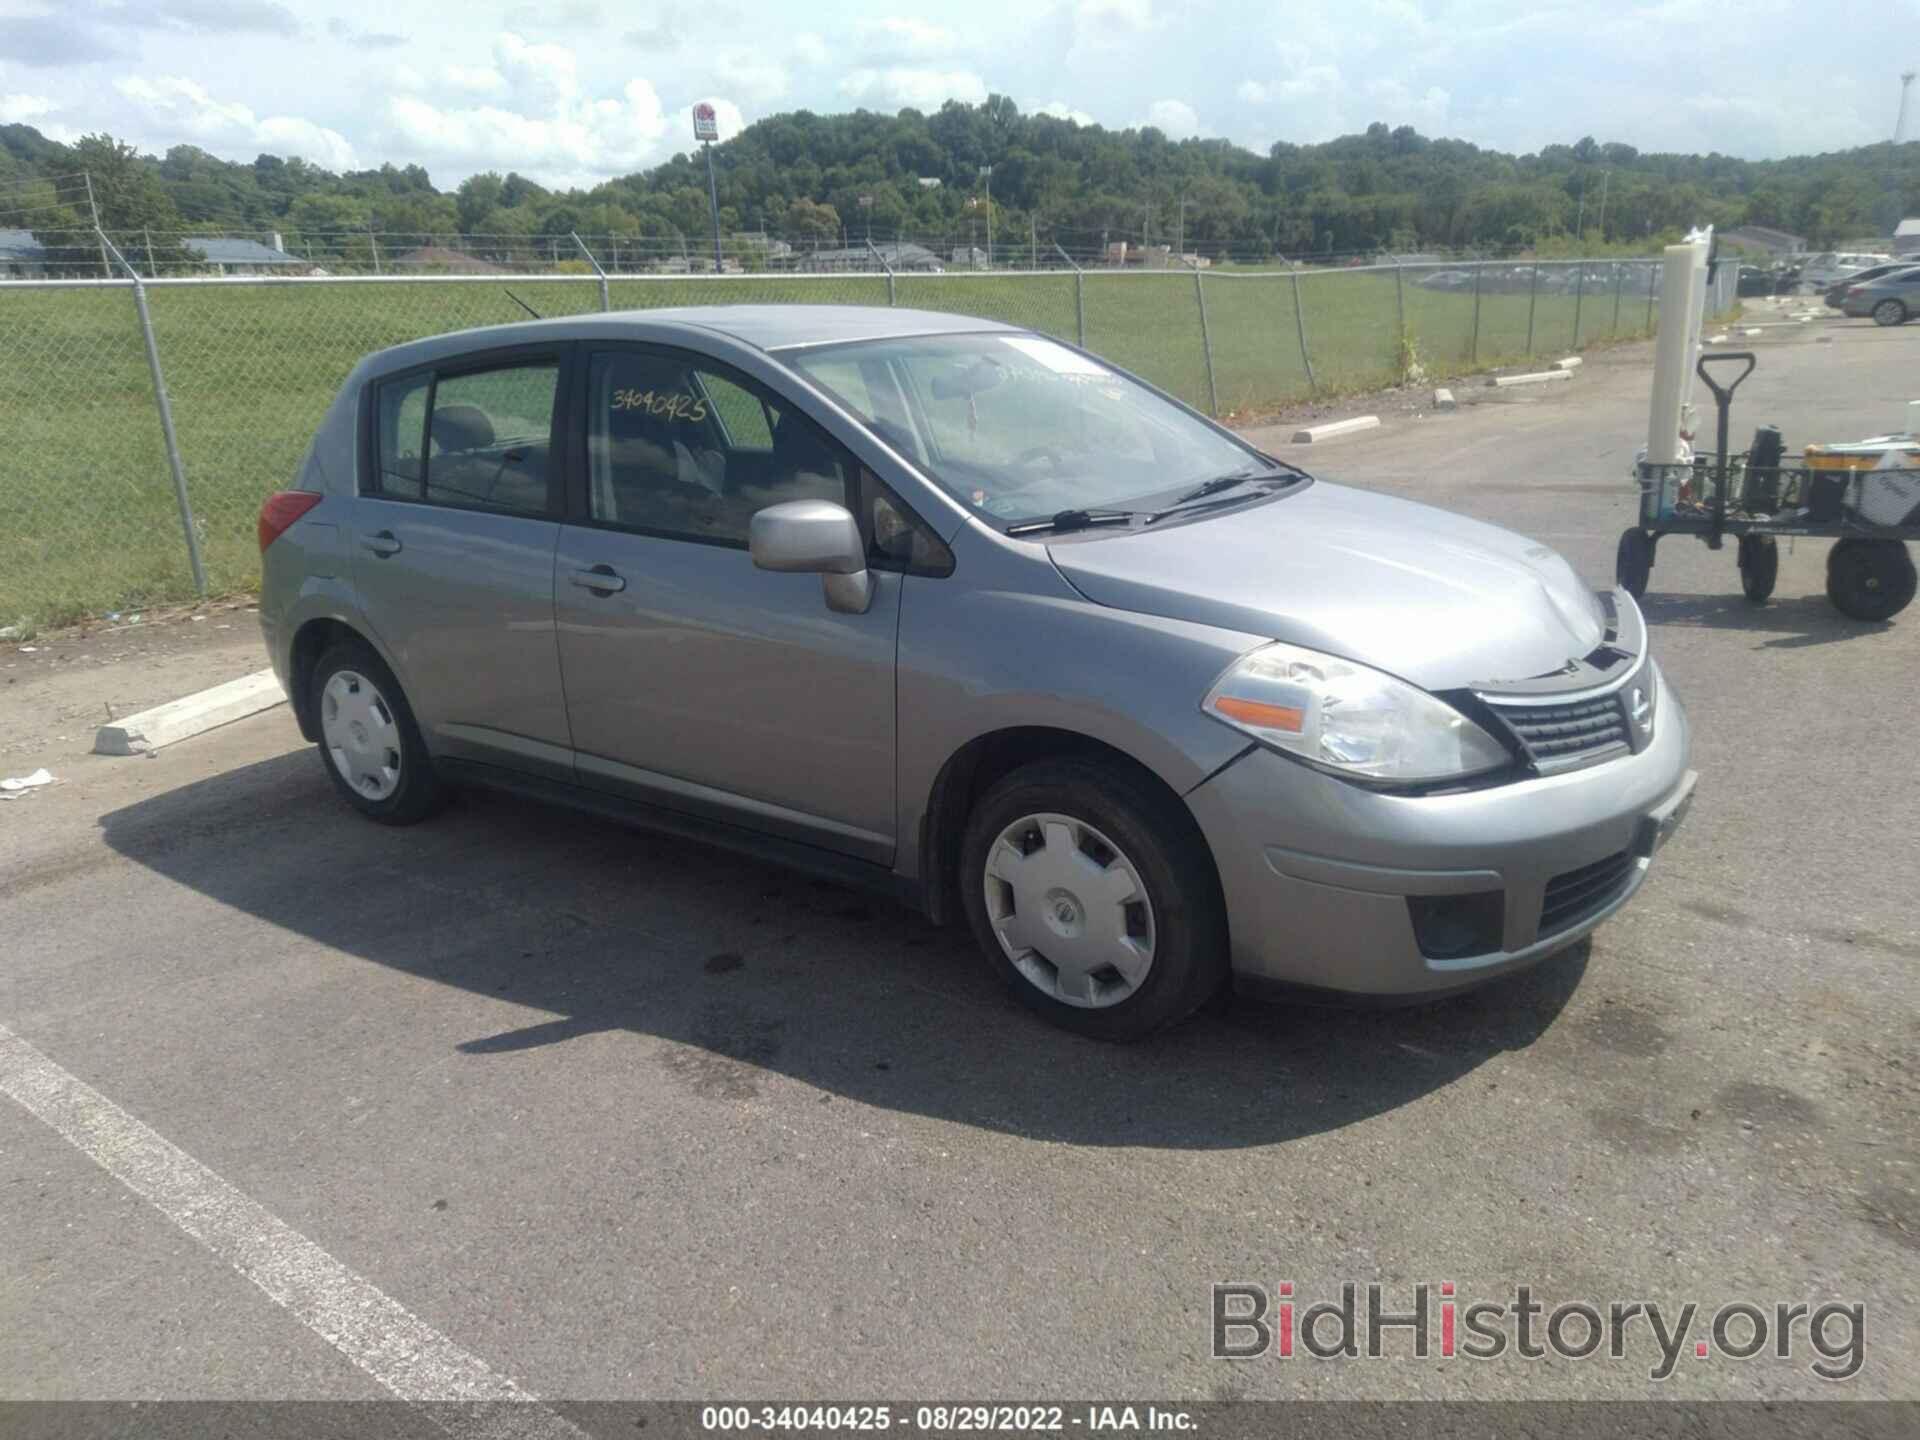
<box><xmin>187</xmin><ymin>237</ymin><xmax>307</xmax><ymax>275</ymax></box>
<box><xmin>0</xmin><ymin>228</ymin><xmax>47</xmax><ymax>278</ymax></box>
<box><xmin>1894</xmin><ymin>218</ymin><xmax>1920</xmax><ymax>258</ymax></box>
<box><xmin>1720</xmin><ymin>225</ymin><xmax>1807</xmax><ymax>258</ymax></box>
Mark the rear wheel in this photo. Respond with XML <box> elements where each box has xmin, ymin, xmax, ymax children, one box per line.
<box><xmin>1737</xmin><ymin>533</ymin><xmax>1778</xmax><ymax>603</ymax></box>
<box><xmin>1872</xmin><ymin>299</ymin><xmax>1908</xmax><ymax>328</ymax></box>
<box><xmin>311</xmin><ymin>639</ymin><xmax>444</xmax><ymax>824</ymax></box>
<box><xmin>1826</xmin><ymin>539</ymin><xmax>1917</xmax><ymax>621</ymax></box>
<box><xmin>959</xmin><ymin>759</ymin><xmax>1226</xmax><ymax>1041</ymax></box>
<box><xmin>1615</xmin><ymin>528</ymin><xmax>1653</xmax><ymax>599</ymax></box>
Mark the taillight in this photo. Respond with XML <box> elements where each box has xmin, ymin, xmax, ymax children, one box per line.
<box><xmin>258</xmin><ymin>490</ymin><xmax>323</xmax><ymax>552</ymax></box>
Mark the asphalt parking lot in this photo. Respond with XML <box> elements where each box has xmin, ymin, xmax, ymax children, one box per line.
<box><xmin>1</xmin><ymin>308</ymin><xmax>1915</xmax><ymax>1413</ymax></box>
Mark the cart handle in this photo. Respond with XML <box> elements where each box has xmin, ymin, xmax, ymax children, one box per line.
<box><xmin>1696</xmin><ymin>351</ymin><xmax>1756</xmax><ymax>404</ymax></box>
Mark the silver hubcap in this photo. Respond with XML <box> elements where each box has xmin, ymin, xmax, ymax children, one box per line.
<box><xmin>983</xmin><ymin>812</ymin><xmax>1155</xmax><ymax>1009</ymax></box>
<box><xmin>321</xmin><ymin>670</ymin><xmax>402</xmax><ymax>801</ymax></box>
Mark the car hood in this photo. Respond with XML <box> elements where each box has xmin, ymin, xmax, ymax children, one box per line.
<box><xmin>1048</xmin><ymin>480</ymin><xmax>1609</xmax><ymax>691</ymax></box>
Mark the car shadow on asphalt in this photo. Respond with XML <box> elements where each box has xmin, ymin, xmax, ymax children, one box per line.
<box><xmin>100</xmin><ymin>750</ymin><xmax>1588</xmax><ymax>1150</ymax></box>
<box><xmin>1641</xmin><ymin>591</ymin><xmax>1890</xmax><ymax>648</ymax></box>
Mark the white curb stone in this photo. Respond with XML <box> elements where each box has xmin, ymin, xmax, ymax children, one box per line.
<box><xmin>94</xmin><ymin>669</ymin><xmax>285</xmax><ymax>756</ymax></box>
<box><xmin>1290</xmin><ymin>415</ymin><xmax>1381</xmax><ymax>443</ymax></box>
<box><xmin>1433</xmin><ymin>388</ymin><xmax>1456</xmax><ymax>410</ymax></box>
<box><xmin>1488</xmin><ymin>370</ymin><xmax>1574</xmax><ymax>388</ymax></box>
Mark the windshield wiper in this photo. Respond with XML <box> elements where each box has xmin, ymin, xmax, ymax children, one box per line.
<box><xmin>1006</xmin><ymin>508</ymin><xmax>1140</xmax><ymax>536</ymax></box>
<box><xmin>1145</xmin><ymin>465</ymin><xmax>1301</xmax><ymax>523</ymax></box>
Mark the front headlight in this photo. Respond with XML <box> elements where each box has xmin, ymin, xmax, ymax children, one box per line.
<box><xmin>1202</xmin><ymin>642</ymin><xmax>1512</xmax><ymax>784</ymax></box>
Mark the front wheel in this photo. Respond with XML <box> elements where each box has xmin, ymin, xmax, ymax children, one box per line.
<box><xmin>1827</xmin><ymin>539</ymin><xmax>1917</xmax><ymax>621</ymax></box>
<box><xmin>311</xmin><ymin>638</ymin><xmax>444</xmax><ymax>824</ymax></box>
<box><xmin>1872</xmin><ymin>299</ymin><xmax>1908</xmax><ymax>328</ymax></box>
<box><xmin>1738</xmin><ymin>533</ymin><xmax>1778</xmax><ymax>603</ymax></box>
<box><xmin>959</xmin><ymin>759</ymin><xmax>1227</xmax><ymax>1041</ymax></box>
<box><xmin>1616</xmin><ymin>528</ymin><xmax>1653</xmax><ymax>599</ymax></box>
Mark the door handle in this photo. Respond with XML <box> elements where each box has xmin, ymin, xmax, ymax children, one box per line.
<box><xmin>361</xmin><ymin>530</ymin><xmax>402</xmax><ymax>558</ymax></box>
<box><xmin>569</xmin><ymin>565</ymin><xmax>627</xmax><ymax>594</ymax></box>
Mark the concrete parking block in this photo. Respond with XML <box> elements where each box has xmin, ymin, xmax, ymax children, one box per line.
<box><xmin>94</xmin><ymin>669</ymin><xmax>284</xmax><ymax>756</ymax></box>
<box><xmin>1488</xmin><ymin>370</ymin><xmax>1574</xmax><ymax>388</ymax></box>
<box><xmin>1291</xmin><ymin>415</ymin><xmax>1381</xmax><ymax>443</ymax></box>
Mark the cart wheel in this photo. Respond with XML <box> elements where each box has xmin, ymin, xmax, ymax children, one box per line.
<box><xmin>1737</xmin><ymin>534</ymin><xmax>1778</xmax><ymax>604</ymax></box>
<box><xmin>1826</xmin><ymin>539</ymin><xmax>1917</xmax><ymax>621</ymax></box>
<box><xmin>1615</xmin><ymin>528</ymin><xmax>1653</xmax><ymax>599</ymax></box>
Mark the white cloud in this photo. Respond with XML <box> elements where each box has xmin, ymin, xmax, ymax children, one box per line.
<box><xmin>383</xmin><ymin>73</ymin><xmax>671</xmax><ymax>184</ymax></box>
<box><xmin>792</xmin><ymin>32</ymin><xmax>829</xmax><ymax>66</ymax></box>
<box><xmin>1237</xmin><ymin>80</ymin><xmax>1270</xmax><ymax>104</ymax></box>
<box><xmin>1143</xmin><ymin>98</ymin><xmax>1200</xmax><ymax>138</ymax></box>
<box><xmin>0</xmin><ymin>93</ymin><xmax>56</xmax><ymax>123</ymax></box>
<box><xmin>252</xmin><ymin>115</ymin><xmax>355</xmax><ymax>170</ymax></box>
<box><xmin>443</xmin><ymin>64</ymin><xmax>508</xmax><ymax>96</ymax></box>
<box><xmin>1035</xmin><ymin>100</ymin><xmax>1094</xmax><ymax>126</ymax></box>
<box><xmin>494</xmin><ymin>32</ymin><xmax>578</xmax><ymax>107</ymax></box>
<box><xmin>711</xmin><ymin>50</ymin><xmax>788</xmax><ymax>104</ymax></box>
<box><xmin>114</xmin><ymin>73</ymin><xmax>356</xmax><ymax>168</ymax></box>
<box><xmin>839</xmin><ymin>67</ymin><xmax>988</xmax><ymax>110</ymax></box>
<box><xmin>855</xmin><ymin>18</ymin><xmax>959</xmax><ymax>57</ymax></box>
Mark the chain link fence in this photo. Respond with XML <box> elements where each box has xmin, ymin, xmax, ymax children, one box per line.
<box><xmin>1</xmin><ymin>254</ymin><xmax>1725</xmax><ymax>631</ymax></box>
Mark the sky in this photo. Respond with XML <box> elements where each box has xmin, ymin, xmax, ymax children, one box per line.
<box><xmin>2</xmin><ymin>0</ymin><xmax>1917</xmax><ymax>191</ymax></box>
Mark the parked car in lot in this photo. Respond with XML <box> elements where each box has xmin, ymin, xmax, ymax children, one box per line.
<box><xmin>1800</xmin><ymin>251</ymin><xmax>1894</xmax><ymax>293</ymax></box>
<box><xmin>1839</xmin><ymin>266</ymin><xmax>1920</xmax><ymax>325</ymax></box>
<box><xmin>259</xmin><ymin>306</ymin><xmax>1695</xmax><ymax>1039</ymax></box>
<box><xmin>1825</xmin><ymin>261</ymin><xmax>1917</xmax><ymax>308</ymax></box>
<box><xmin>1415</xmin><ymin>269</ymin><xmax>1476</xmax><ymax>290</ymax></box>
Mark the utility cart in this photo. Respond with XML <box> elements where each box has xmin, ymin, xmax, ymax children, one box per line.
<box><xmin>1616</xmin><ymin>351</ymin><xmax>1920</xmax><ymax>620</ymax></box>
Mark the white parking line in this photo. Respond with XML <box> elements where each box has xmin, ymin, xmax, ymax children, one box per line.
<box><xmin>0</xmin><ymin>1021</ymin><xmax>585</xmax><ymax>1438</ymax></box>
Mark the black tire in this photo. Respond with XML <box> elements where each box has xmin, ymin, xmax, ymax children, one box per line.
<box><xmin>1826</xmin><ymin>539</ymin><xmax>1917</xmax><ymax>622</ymax></box>
<box><xmin>310</xmin><ymin>638</ymin><xmax>444</xmax><ymax>824</ymax></box>
<box><xmin>1872</xmin><ymin>299</ymin><xmax>1908</xmax><ymax>328</ymax></box>
<box><xmin>958</xmin><ymin>758</ymin><xmax>1227</xmax><ymax>1041</ymax></box>
<box><xmin>1615</xmin><ymin>528</ymin><xmax>1653</xmax><ymax>599</ymax></box>
<box><xmin>1737</xmin><ymin>533</ymin><xmax>1778</xmax><ymax>604</ymax></box>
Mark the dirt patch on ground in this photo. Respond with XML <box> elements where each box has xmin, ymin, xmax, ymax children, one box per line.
<box><xmin>0</xmin><ymin>597</ymin><xmax>269</xmax><ymax>770</ymax></box>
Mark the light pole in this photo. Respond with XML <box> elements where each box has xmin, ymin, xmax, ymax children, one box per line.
<box><xmin>1596</xmin><ymin>169</ymin><xmax>1611</xmax><ymax>243</ymax></box>
<box><xmin>984</xmin><ymin>167</ymin><xmax>997</xmax><ymax>266</ymax></box>
<box><xmin>1178</xmin><ymin>195</ymin><xmax>1188</xmax><ymax>262</ymax></box>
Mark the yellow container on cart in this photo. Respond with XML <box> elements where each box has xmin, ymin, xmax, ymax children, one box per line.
<box><xmin>1800</xmin><ymin>438</ymin><xmax>1920</xmax><ymax>520</ymax></box>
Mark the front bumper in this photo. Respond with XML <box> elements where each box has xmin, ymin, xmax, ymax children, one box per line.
<box><xmin>1187</xmin><ymin>665</ymin><xmax>1694</xmax><ymax>998</ymax></box>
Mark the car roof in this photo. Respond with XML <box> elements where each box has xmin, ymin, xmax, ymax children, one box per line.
<box><xmin>362</xmin><ymin>304</ymin><xmax>1019</xmax><ymax>374</ymax></box>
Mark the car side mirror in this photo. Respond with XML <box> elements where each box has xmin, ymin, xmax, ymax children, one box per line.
<box><xmin>749</xmin><ymin>500</ymin><xmax>873</xmax><ymax>614</ymax></box>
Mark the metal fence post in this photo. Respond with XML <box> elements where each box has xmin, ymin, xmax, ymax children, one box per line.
<box><xmin>1054</xmin><ymin>243</ymin><xmax>1085</xmax><ymax>347</ymax></box>
<box><xmin>99</xmin><ymin>230</ymin><xmax>206</xmax><ymax>598</ymax></box>
<box><xmin>571</xmin><ymin>231</ymin><xmax>610</xmax><ymax>312</ymax></box>
<box><xmin>1571</xmin><ymin>264</ymin><xmax>1586</xmax><ymax>348</ymax></box>
<box><xmin>1525</xmin><ymin>263</ymin><xmax>1539</xmax><ymax>355</ymax></box>
<box><xmin>1469</xmin><ymin>263</ymin><xmax>1483</xmax><ymax>365</ymax></box>
<box><xmin>865</xmin><ymin>238</ymin><xmax>896</xmax><ymax>305</ymax></box>
<box><xmin>1193</xmin><ymin>262</ymin><xmax>1219</xmax><ymax>416</ymax></box>
<box><xmin>1646</xmin><ymin>263</ymin><xmax>1657</xmax><ymax>332</ymax></box>
<box><xmin>1394</xmin><ymin>263</ymin><xmax>1405</xmax><ymax>340</ymax></box>
<box><xmin>1290</xmin><ymin>270</ymin><xmax>1317</xmax><ymax>393</ymax></box>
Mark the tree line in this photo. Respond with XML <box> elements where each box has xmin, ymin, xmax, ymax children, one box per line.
<box><xmin>5</xmin><ymin>98</ymin><xmax>1918</xmax><ymax>268</ymax></box>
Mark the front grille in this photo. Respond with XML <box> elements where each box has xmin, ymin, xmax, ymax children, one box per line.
<box><xmin>1540</xmin><ymin>849</ymin><xmax>1636</xmax><ymax>935</ymax></box>
<box><xmin>1490</xmin><ymin>694</ymin><xmax>1630</xmax><ymax>768</ymax></box>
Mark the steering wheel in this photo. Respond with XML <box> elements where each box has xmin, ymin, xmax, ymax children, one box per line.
<box><xmin>1013</xmin><ymin>445</ymin><xmax>1065</xmax><ymax>469</ymax></box>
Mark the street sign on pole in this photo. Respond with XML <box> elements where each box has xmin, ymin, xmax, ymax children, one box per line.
<box><xmin>692</xmin><ymin>104</ymin><xmax>724</xmax><ymax>271</ymax></box>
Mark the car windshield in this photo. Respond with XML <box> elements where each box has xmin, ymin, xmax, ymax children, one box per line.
<box><xmin>784</xmin><ymin>331</ymin><xmax>1283</xmax><ymax>524</ymax></box>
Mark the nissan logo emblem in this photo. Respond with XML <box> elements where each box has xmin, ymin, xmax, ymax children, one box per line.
<box><xmin>1629</xmin><ymin>686</ymin><xmax>1652</xmax><ymax>732</ymax></box>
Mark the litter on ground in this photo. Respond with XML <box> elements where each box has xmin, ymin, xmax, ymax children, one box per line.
<box><xmin>1</xmin><ymin>768</ymin><xmax>55</xmax><ymax>800</ymax></box>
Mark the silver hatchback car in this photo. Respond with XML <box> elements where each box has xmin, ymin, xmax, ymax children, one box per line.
<box><xmin>259</xmin><ymin>306</ymin><xmax>1695</xmax><ymax>1039</ymax></box>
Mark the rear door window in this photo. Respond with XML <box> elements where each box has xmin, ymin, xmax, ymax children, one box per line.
<box><xmin>372</xmin><ymin>357</ymin><xmax>561</xmax><ymax>516</ymax></box>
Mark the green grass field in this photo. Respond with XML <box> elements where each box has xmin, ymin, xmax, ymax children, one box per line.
<box><xmin>0</xmin><ymin>264</ymin><xmax>1663</xmax><ymax>628</ymax></box>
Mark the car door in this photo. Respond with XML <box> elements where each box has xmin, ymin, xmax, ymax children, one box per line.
<box><xmin>351</xmin><ymin>345</ymin><xmax>574</xmax><ymax>782</ymax></box>
<box><xmin>552</xmin><ymin>344</ymin><xmax>901</xmax><ymax>864</ymax></box>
